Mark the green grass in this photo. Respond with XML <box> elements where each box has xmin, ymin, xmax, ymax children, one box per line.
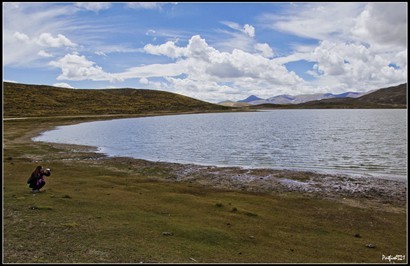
<box><xmin>3</xmin><ymin>117</ymin><xmax>407</xmax><ymax>263</ymax></box>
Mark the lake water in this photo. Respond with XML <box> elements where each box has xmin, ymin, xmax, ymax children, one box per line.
<box><xmin>33</xmin><ymin>109</ymin><xmax>407</xmax><ymax>179</ymax></box>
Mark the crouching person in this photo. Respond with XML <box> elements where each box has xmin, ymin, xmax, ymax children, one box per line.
<box><xmin>27</xmin><ymin>165</ymin><xmax>51</xmax><ymax>193</ymax></box>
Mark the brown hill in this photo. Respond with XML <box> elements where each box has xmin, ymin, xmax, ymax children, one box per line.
<box><xmin>3</xmin><ymin>82</ymin><xmax>231</xmax><ymax>117</ymax></box>
<box><xmin>355</xmin><ymin>83</ymin><xmax>407</xmax><ymax>105</ymax></box>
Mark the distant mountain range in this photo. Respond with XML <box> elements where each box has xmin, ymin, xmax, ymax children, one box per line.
<box><xmin>238</xmin><ymin>95</ymin><xmax>263</xmax><ymax>103</ymax></box>
<box><xmin>221</xmin><ymin>91</ymin><xmax>369</xmax><ymax>106</ymax></box>
<box><xmin>220</xmin><ymin>83</ymin><xmax>407</xmax><ymax>108</ymax></box>
<box><xmin>249</xmin><ymin>83</ymin><xmax>407</xmax><ymax>109</ymax></box>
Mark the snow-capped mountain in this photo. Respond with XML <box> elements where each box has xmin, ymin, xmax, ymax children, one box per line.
<box><xmin>244</xmin><ymin>92</ymin><xmax>367</xmax><ymax>105</ymax></box>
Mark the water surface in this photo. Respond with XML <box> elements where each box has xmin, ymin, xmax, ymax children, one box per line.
<box><xmin>33</xmin><ymin>109</ymin><xmax>407</xmax><ymax>179</ymax></box>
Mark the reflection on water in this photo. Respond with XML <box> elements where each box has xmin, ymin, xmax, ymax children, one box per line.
<box><xmin>33</xmin><ymin>109</ymin><xmax>407</xmax><ymax>179</ymax></box>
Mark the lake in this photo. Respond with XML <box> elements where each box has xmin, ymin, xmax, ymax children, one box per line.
<box><xmin>33</xmin><ymin>109</ymin><xmax>407</xmax><ymax>179</ymax></box>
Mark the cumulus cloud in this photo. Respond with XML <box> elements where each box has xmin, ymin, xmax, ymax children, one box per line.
<box><xmin>49</xmin><ymin>35</ymin><xmax>305</xmax><ymax>101</ymax></box>
<box><xmin>37</xmin><ymin>33</ymin><xmax>77</xmax><ymax>47</ymax></box>
<box><xmin>352</xmin><ymin>2</ymin><xmax>407</xmax><ymax>50</ymax></box>
<box><xmin>13</xmin><ymin>32</ymin><xmax>30</xmax><ymax>43</ymax></box>
<box><xmin>144</xmin><ymin>41</ymin><xmax>186</xmax><ymax>59</ymax></box>
<box><xmin>254</xmin><ymin>43</ymin><xmax>274</xmax><ymax>58</ymax></box>
<box><xmin>309</xmin><ymin>40</ymin><xmax>407</xmax><ymax>91</ymax></box>
<box><xmin>143</xmin><ymin>36</ymin><xmax>260</xmax><ymax>77</ymax></box>
<box><xmin>139</xmin><ymin>33</ymin><xmax>407</xmax><ymax>100</ymax></box>
<box><xmin>139</xmin><ymin>35</ymin><xmax>305</xmax><ymax>101</ymax></box>
<box><xmin>49</xmin><ymin>53</ymin><xmax>121</xmax><ymax>82</ymax></box>
<box><xmin>258</xmin><ymin>2</ymin><xmax>407</xmax><ymax>94</ymax></box>
<box><xmin>13</xmin><ymin>31</ymin><xmax>77</xmax><ymax>48</ymax></box>
<box><xmin>243</xmin><ymin>24</ymin><xmax>255</xmax><ymax>38</ymax></box>
<box><xmin>220</xmin><ymin>21</ymin><xmax>256</xmax><ymax>38</ymax></box>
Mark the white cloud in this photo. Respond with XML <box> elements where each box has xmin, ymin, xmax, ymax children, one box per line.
<box><xmin>38</xmin><ymin>50</ymin><xmax>53</xmax><ymax>58</ymax></box>
<box><xmin>264</xmin><ymin>2</ymin><xmax>364</xmax><ymax>41</ymax></box>
<box><xmin>74</xmin><ymin>2</ymin><xmax>112</xmax><ymax>12</ymax></box>
<box><xmin>309</xmin><ymin>40</ymin><xmax>407</xmax><ymax>91</ymax></box>
<box><xmin>138</xmin><ymin>77</ymin><xmax>165</xmax><ymax>90</ymax></box>
<box><xmin>126</xmin><ymin>2</ymin><xmax>175</xmax><ymax>10</ymax></box>
<box><xmin>352</xmin><ymin>2</ymin><xmax>407</xmax><ymax>50</ymax></box>
<box><xmin>139</xmin><ymin>78</ymin><xmax>149</xmax><ymax>85</ymax></box>
<box><xmin>163</xmin><ymin>77</ymin><xmax>242</xmax><ymax>102</ymax></box>
<box><xmin>144</xmin><ymin>41</ymin><xmax>187</xmax><ymax>59</ymax></box>
<box><xmin>243</xmin><ymin>24</ymin><xmax>255</xmax><ymax>38</ymax></box>
<box><xmin>262</xmin><ymin>2</ymin><xmax>407</xmax><ymax>50</ymax></box>
<box><xmin>220</xmin><ymin>21</ymin><xmax>242</xmax><ymax>31</ymax></box>
<box><xmin>13</xmin><ymin>31</ymin><xmax>77</xmax><ymax>48</ymax></box>
<box><xmin>3</xmin><ymin>3</ymin><xmax>79</xmax><ymax>66</ymax></box>
<box><xmin>53</xmin><ymin>82</ymin><xmax>74</xmax><ymax>88</ymax></box>
<box><xmin>13</xmin><ymin>32</ymin><xmax>30</xmax><ymax>42</ymax></box>
<box><xmin>139</xmin><ymin>35</ymin><xmax>305</xmax><ymax>101</ymax></box>
<box><xmin>48</xmin><ymin>35</ymin><xmax>306</xmax><ymax>102</ymax></box>
<box><xmin>257</xmin><ymin>2</ymin><xmax>407</xmax><ymax>94</ymax></box>
<box><xmin>254</xmin><ymin>43</ymin><xmax>274</xmax><ymax>58</ymax></box>
<box><xmin>3</xmin><ymin>79</ymin><xmax>18</xmax><ymax>83</ymax></box>
<box><xmin>220</xmin><ymin>21</ymin><xmax>256</xmax><ymax>38</ymax></box>
<box><xmin>37</xmin><ymin>33</ymin><xmax>77</xmax><ymax>47</ymax></box>
<box><xmin>138</xmin><ymin>33</ymin><xmax>407</xmax><ymax>101</ymax></box>
<box><xmin>120</xmin><ymin>62</ymin><xmax>187</xmax><ymax>80</ymax></box>
<box><xmin>49</xmin><ymin>53</ymin><xmax>121</xmax><ymax>82</ymax></box>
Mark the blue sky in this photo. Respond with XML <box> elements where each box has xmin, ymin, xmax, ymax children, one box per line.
<box><xmin>3</xmin><ymin>2</ymin><xmax>408</xmax><ymax>103</ymax></box>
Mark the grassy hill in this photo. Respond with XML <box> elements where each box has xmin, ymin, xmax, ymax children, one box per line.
<box><xmin>3</xmin><ymin>82</ymin><xmax>231</xmax><ymax>117</ymax></box>
<box><xmin>354</xmin><ymin>83</ymin><xmax>407</xmax><ymax>105</ymax></box>
<box><xmin>250</xmin><ymin>83</ymin><xmax>407</xmax><ymax>109</ymax></box>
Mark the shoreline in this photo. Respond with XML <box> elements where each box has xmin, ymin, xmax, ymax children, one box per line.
<box><xmin>18</xmin><ymin>113</ymin><xmax>407</xmax><ymax>210</ymax></box>
<box><xmin>66</xmin><ymin>154</ymin><xmax>408</xmax><ymax>210</ymax></box>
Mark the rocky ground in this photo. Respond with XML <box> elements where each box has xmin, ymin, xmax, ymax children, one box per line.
<box><xmin>83</xmin><ymin>154</ymin><xmax>407</xmax><ymax>211</ymax></box>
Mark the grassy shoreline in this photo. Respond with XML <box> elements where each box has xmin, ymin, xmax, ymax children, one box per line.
<box><xmin>3</xmin><ymin>113</ymin><xmax>407</xmax><ymax>263</ymax></box>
